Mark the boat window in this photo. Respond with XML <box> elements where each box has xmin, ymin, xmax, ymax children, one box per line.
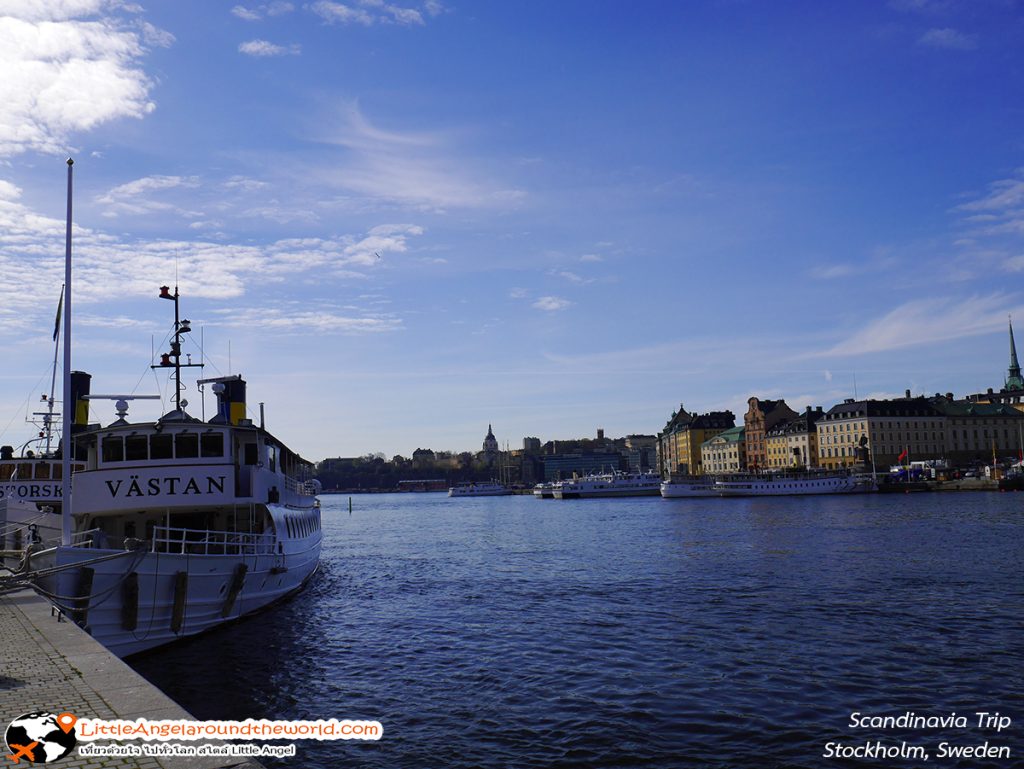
<box><xmin>268</xmin><ymin>444</ymin><xmax>277</xmax><ymax>473</ymax></box>
<box><xmin>244</xmin><ymin>443</ymin><xmax>258</xmax><ymax>466</ymax></box>
<box><xmin>201</xmin><ymin>432</ymin><xmax>224</xmax><ymax>458</ymax></box>
<box><xmin>125</xmin><ymin>435</ymin><xmax>148</xmax><ymax>461</ymax></box>
<box><xmin>150</xmin><ymin>433</ymin><xmax>173</xmax><ymax>460</ymax></box>
<box><xmin>102</xmin><ymin>436</ymin><xmax>125</xmax><ymax>463</ymax></box>
<box><xmin>34</xmin><ymin>462</ymin><xmax>50</xmax><ymax>479</ymax></box>
<box><xmin>176</xmin><ymin>433</ymin><xmax>199</xmax><ymax>458</ymax></box>
<box><xmin>51</xmin><ymin>464</ymin><xmax>62</xmax><ymax>480</ymax></box>
<box><xmin>0</xmin><ymin>463</ymin><xmax>12</xmax><ymax>480</ymax></box>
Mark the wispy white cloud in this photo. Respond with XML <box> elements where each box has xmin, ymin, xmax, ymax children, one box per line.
<box><xmin>952</xmin><ymin>171</ymin><xmax>1024</xmax><ymax>273</ymax></box>
<box><xmin>0</xmin><ymin>181</ymin><xmax>422</xmax><ymax>335</ymax></box>
<box><xmin>139</xmin><ymin>20</ymin><xmax>175</xmax><ymax>47</ymax></box>
<box><xmin>238</xmin><ymin>38</ymin><xmax>301</xmax><ymax>56</ymax></box>
<box><xmin>231</xmin><ymin>2</ymin><xmax>294</xmax><ymax>21</ymax></box>
<box><xmin>817</xmin><ymin>294</ymin><xmax>1023</xmax><ymax>357</ymax></box>
<box><xmin>222</xmin><ymin>175</ymin><xmax>269</xmax><ymax>192</ymax></box>
<box><xmin>309</xmin><ymin>0</ymin><xmax>435</xmax><ymax>27</ymax></box>
<box><xmin>918</xmin><ymin>27</ymin><xmax>977</xmax><ymax>50</ymax></box>
<box><xmin>551</xmin><ymin>269</ymin><xmax>593</xmax><ymax>285</ymax></box>
<box><xmin>0</xmin><ymin>3</ymin><xmax>166</xmax><ymax>156</ymax></box>
<box><xmin>533</xmin><ymin>296</ymin><xmax>571</xmax><ymax>311</ymax></box>
<box><xmin>95</xmin><ymin>175</ymin><xmax>202</xmax><ymax>217</ymax></box>
<box><xmin>810</xmin><ymin>263</ymin><xmax>854</xmax><ymax>280</ymax></box>
<box><xmin>232</xmin><ymin>5</ymin><xmax>262</xmax><ymax>21</ymax></box>
<box><xmin>579</xmin><ymin>254</ymin><xmax>603</xmax><ymax>263</ymax></box>
<box><xmin>958</xmin><ymin>174</ymin><xmax>1024</xmax><ymax>215</ymax></box>
<box><xmin>216</xmin><ymin>306</ymin><xmax>401</xmax><ymax>334</ymax></box>
<box><xmin>311</xmin><ymin>104</ymin><xmax>525</xmax><ymax>212</ymax></box>
<box><xmin>267</xmin><ymin>1</ymin><xmax>294</xmax><ymax>16</ymax></box>
<box><xmin>308</xmin><ymin>1</ymin><xmax>373</xmax><ymax>25</ymax></box>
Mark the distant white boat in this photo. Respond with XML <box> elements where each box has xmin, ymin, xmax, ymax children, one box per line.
<box><xmin>448</xmin><ymin>481</ymin><xmax>512</xmax><ymax>497</ymax></box>
<box><xmin>552</xmin><ymin>471</ymin><xmax>661</xmax><ymax>499</ymax></box>
<box><xmin>660</xmin><ymin>477</ymin><xmax>717</xmax><ymax>498</ymax></box>
<box><xmin>532</xmin><ymin>482</ymin><xmax>555</xmax><ymax>499</ymax></box>
<box><xmin>713</xmin><ymin>471</ymin><xmax>875</xmax><ymax>496</ymax></box>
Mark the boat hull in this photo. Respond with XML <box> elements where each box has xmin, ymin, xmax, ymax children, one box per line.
<box><xmin>52</xmin><ymin>535</ymin><xmax>320</xmax><ymax>657</ymax></box>
<box><xmin>553</xmin><ymin>487</ymin><xmax>661</xmax><ymax>499</ymax></box>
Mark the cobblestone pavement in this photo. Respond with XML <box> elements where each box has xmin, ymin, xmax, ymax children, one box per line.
<box><xmin>1</xmin><ymin>590</ymin><xmax>264</xmax><ymax>769</ymax></box>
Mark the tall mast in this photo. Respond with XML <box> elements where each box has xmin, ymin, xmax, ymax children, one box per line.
<box><xmin>61</xmin><ymin>159</ymin><xmax>73</xmax><ymax>546</ymax></box>
<box><xmin>154</xmin><ymin>285</ymin><xmax>202</xmax><ymax>413</ymax></box>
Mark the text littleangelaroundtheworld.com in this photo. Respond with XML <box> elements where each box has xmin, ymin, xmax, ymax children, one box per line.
<box><xmin>75</xmin><ymin>718</ymin><xmax>383</xmax><ymax>742</ymax></box>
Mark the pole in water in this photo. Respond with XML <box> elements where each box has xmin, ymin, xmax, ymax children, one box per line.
<box><xmin>349</xmin><ymin>496</ymin><xmax>352</xmax><ymax>515</ymax></box>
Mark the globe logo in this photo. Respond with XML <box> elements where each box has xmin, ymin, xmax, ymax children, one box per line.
<box><xmin>4</xmin><ymin>712</ymin><xmax>77</xmax><ymax>764</ymax></box>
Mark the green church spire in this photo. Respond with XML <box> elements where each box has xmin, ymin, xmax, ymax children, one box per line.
<box><xmin>1007</xmin><ymin>316</ymin><xmax>1023</xmax><ymax>390</ymax></box>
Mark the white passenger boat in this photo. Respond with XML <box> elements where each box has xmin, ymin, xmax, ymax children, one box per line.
<box><xmin>19</xmin><ymin>287</ymin><xmax>322</xmax><ymax>657</ymax></box>
<box><xmin>712</xmin><ymin>471</ymin><xmax>875</xmax><ymax>496</ymax></box>
<box><xmin>448</xmin><ymin>481</ymin><xmax>512</xmax><ymax>497</ymax></box>
<box><xmin>532</xmin><ymin>482</ymin><xmax>555</xmax><ymax>499</ymax></box>
<box><xmin>660</xmin><ymin>477</ymin><xmax>718</xmax><ymax>498</ymax></box>
<box><xmin>552</xmin><ymin>471</ymin><xmax>662</xmax><ymax>499</ymax></box>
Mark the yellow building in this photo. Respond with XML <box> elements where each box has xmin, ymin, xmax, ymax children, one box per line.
<box><xmin>657</xmin><ymin>405</ymin><xmax>735</xmax><ymax>476</ymax></box>
<box><xmin>765</xmin><ymin>407</ymin><xmax>825</xmax><ymax>469</ymax></box>
<box><xmin>816</xmin><ymin>394</ymin><xmax>945</xmax><ymax>470</ymax></box>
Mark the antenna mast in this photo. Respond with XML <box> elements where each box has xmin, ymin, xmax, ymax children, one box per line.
<box><xmin>152</xmin><ymin>285</ymin><xmax>203</xmax><ymax>414</ymax></box>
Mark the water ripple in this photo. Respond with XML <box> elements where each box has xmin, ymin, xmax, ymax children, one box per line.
<box><xmin>132</xmin><ymin>493</ymin><xmax>1024</xmax><ymax>768</ymax></box>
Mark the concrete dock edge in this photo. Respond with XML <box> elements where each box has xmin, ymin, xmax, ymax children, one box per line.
<box><xmin>1</xmin><ymin>589</ymin><xmax>265</xmax><ymax>769</ymax></box>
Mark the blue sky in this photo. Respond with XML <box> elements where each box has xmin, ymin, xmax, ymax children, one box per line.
<box><xmin>1</xmin><ymin>0</ymin><xmax>1023</xmax><ymax>460</ymax></box>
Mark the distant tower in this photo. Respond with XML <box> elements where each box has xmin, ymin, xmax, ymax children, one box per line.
<box><xmin>1008</xmin><ymin>317</ymin><xmax>1023</xmax><ymax>390</ymax></box>
<box><xmin>479</xmin><ymin>423</ymin><xmax>499</xmax><ymax>466</ymax></box>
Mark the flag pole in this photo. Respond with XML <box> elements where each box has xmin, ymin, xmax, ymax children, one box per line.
<box><xmin>61</xmin><ymin>158</ymin><xmax>73</xmax><ymax>547</ymax></box>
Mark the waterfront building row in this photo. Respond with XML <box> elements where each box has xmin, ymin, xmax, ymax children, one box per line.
<box><xmin>658</xmin><ymin>321</ymin><xmax>1024</xmax><ymax>475</ymax></box>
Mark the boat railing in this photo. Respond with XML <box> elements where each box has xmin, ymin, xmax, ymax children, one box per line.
<box><xmin>152</xmin><ymin>525</ymin><xmax>277</xmax><ymax>556</ymax></box>
<box><xmin>68</xmin><ymin>528</ymin><xmax>105</xmax><ymax>548</ymax></box>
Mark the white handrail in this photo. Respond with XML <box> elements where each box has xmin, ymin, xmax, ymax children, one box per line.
<box><xmin>152</xmin><ymin>525</ymin><xmax>276</xmax><ymax>555</ymax></box>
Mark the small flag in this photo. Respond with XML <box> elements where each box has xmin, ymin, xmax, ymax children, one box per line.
<box><xmin>53</xmin><ymin>285</ymin><xmax>64</xmax><ymax>341</ymax></box>
<box><xmin>897</xmin><ymin>447</ymin><xmax>908</xmax><ymax>463</ymax></box>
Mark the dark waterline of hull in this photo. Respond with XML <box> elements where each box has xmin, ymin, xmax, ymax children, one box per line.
<box><xmin>131</xmin><ymin>493</ymin><xmax>1024</xmax><ymax>768</ymax></box>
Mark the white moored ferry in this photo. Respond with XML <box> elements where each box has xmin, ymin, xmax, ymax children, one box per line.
<box><xmin>552</xmin><ymin>471</ymin><xmax>662</xmax><ymax>499</ymax></box>
<box><xmin>18</xmin><ymin>288</ymin><xmax>322</xmax><ymax>657</ymax></box>
<box><xmin>448</xmin><ymin>481</ymin><xmax>512</xmax><ymax>497</ymax></box>
<box><xmin>712</xmin><ymin>471</ymin><xmax>876</xmax><ymax>496</ymax></box>
<box><xmin>660</xmin><ymin>477</ymin><xmax>718</xmax><ymax>498</ymax></box>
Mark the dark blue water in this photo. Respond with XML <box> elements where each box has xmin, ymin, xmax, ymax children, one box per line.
<box><xmin>133</xmin><ymin>492</ymin><xmax>1024</xmax><ymax>768</ymax></box>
